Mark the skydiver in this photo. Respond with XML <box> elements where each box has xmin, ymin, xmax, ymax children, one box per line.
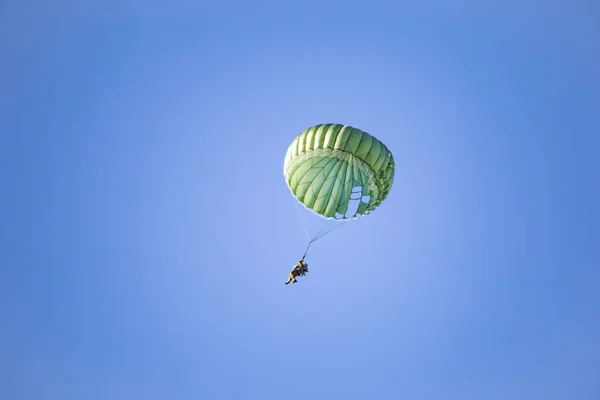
<box><xmin>285</xmin><ymin>259</ymin><xmax>309</xmax><ymax>285</ymax></box>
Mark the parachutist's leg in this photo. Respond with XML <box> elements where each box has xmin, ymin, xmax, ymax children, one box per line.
<box><xmin>285</xmin><ymin>272</ymin><xmax>295</xmax><ymax>285</ymax></box>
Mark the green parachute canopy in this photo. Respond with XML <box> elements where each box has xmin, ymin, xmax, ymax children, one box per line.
<box><xmin>284</xmin><ymin>124</ymin><xmax>395</xmax><ymax>220</ymax></box>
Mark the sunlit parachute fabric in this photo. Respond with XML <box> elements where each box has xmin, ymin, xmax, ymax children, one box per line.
<box><xmin>284</xmin><ymin>124</ymin><xmax>395</xmax><ymax>220</ymax></box>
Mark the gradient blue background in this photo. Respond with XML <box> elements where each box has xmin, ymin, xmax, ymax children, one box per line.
<box><xmin>2</xmin><ymin>2</ymin><xmax>599</xmax><ymax>399</ymax></box>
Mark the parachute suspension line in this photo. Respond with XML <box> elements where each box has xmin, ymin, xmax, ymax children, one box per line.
<box><xmin>292</xmin><ymin>196</ymin><xmax>337</xmax><ymax>242</ymax></box>
<box><xmin>299</xmin><ymin>217</ymin><xmax>346</xmax><ymax>260</ymax></box>
<box><xmin>301</xmin><ymin>240</ymin><xmax>312</xmax><ymax>261</ymax></box>
<box><xmin>291</xmin><ymin>195</ymin><xmax>347</xmax><ymax>260</ymax></box>
<box><xmin>310</xmin><ymin>219</ymin><xmax>345</xmax><ymax>242</ymax></box>
<box><xmin>293</xmin><ymin>196</ymin><xmax>311</xmax><ymax>242</ymax></box>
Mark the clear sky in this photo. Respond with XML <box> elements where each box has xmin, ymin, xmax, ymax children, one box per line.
<box><xmin>2</xmin><ymin>2</ymin><xmax>599</xmax><ymax>399</ymax></box>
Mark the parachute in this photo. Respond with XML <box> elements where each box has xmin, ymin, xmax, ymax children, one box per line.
<box><xmin>284</xmin><ymin>123</ymin><xmax>395</xmax><ymax>258</ymax></box>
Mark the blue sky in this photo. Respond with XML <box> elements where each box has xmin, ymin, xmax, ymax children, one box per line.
<box><xmin>2</xmin><ymin>1</ymin><xmax>599</xmax><ymax>399</ymax></box>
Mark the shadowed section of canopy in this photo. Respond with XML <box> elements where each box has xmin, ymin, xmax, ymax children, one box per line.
<box><xmin>284</xmin><ymin>124</ymin><xmax>395</xmax><ymax>220</ymax></box>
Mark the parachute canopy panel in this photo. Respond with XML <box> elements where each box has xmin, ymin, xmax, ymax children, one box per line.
<box><xmin>284</xmin><ymin>124</ymin><xmax>395</xmax><ymax>220</ymax></box>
